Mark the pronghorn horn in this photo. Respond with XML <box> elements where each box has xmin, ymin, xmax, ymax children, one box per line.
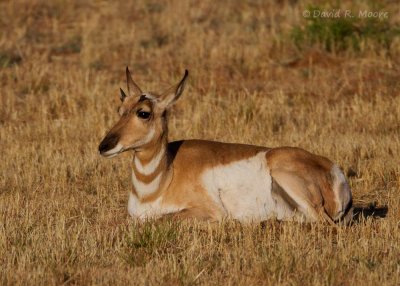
<box><xmin>120</xmin><ymin>88</ymin><xmax>127</xmax><ymax>102</ymax></box>
<box><xmin>174</xmin><ymin>69</ymin><xmax>189</xmax><ymax>99</ymax></box>
<box><xmin>126</xmin><ymin>66</ymin><xmax>142</xmax><ymax>97</ymax></box>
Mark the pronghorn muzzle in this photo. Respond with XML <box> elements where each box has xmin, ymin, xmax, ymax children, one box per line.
<box><xmin>98</xmin><ymin>133</ymin><xmax>120</xmax><ymax>156</ymax></box>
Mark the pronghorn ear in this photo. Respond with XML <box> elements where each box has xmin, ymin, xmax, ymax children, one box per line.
<box><xmin>120</xmin><ymin>88</ymin><xmax>127</xmax><ymax>102</ymax></box>
<box><xmin>157</xmin><ymin>70</ymin><xmax>189</xmax><ymax>110</ymax></box>
<box><xmin>126</xmin><ymin>67</ymin><xmax>143</xmax><ymax>97</ymax></box>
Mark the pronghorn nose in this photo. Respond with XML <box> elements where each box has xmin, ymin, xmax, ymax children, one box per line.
<box><xmin>98</xmin><ymin>134</ymin><xmax>120</xmax><ymax>154</ymax></box>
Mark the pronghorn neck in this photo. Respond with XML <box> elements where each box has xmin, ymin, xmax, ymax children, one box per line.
<box><xmin>131</xmin><ymin>134</ymin><xmax>171</xmax><ymax>200</ymax></box>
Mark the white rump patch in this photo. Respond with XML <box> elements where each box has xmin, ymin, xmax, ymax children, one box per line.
<box><xmin>331</xmin><ymin>165</ymin><xmax>352</xmax><ymax>219</ymax></box>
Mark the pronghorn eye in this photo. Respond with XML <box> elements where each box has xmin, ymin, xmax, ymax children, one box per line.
<box><xmin>137</xmin><ymin>110</ymin><xmax>151</xmax><ymax>119</ymax></box>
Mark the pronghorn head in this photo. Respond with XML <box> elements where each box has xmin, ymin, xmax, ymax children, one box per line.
<box><xmin>98</xmin><ymin>67</ymin><xmax>188</xmax><ymax>158</ymax></box>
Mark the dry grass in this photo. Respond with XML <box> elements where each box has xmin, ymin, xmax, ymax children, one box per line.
<box><xmin>1</xmin><ymin>0</ymin><xmax>400</xmax><ymax>285</ymax></box>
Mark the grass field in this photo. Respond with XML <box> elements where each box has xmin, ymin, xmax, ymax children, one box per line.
<box><xmin>1</xmin><ymin>0</ymin><xmax>400</xmax><ymax>285</ymax></box>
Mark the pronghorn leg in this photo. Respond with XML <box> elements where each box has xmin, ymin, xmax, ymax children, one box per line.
<box><xmin>159</xmin><ymin>208</ymin><xmax>216</xmax><ymax>221</ymax></box>
<box><xmin>320</xmin><ymin>207</ymin><xmax>337</xmax><ymax>225</ymax></box>
<box><xmin>270</xmin><ymin>171</ymin><xmax>324</xmax><ymax>222</ymax></box>
<box><xmin>265</xmin><ymin>148</ymin><xmax>350</xmax><ymax>223</ymax></box>
<box><xmin>271</xmin><ymin>171</ymin><xmax>351</xmax><ymax>224</ymax></box>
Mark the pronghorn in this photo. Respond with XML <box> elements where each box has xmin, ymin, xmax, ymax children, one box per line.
<box><xmin>98</xmin><ymin>68</ymin><xmax>353</xmax><ymax>223</ymax></box>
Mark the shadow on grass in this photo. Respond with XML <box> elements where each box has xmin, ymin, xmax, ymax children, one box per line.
<box><xmin>352</xmin><ymin>203</ymin><xmax>388</xmax><ymax>222</ymax></box>
<box><xmin>259</xmin><ymin>203</ymin><xmax>388</xmax><ymax>229</ymax></box>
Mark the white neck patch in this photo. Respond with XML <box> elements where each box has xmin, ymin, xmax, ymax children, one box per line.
<box><xmin>134</xmin><ymin>147</ymin><xmax>165</xmax><ymax>176</ymax></box>
<box><xmin>132</xmin><ymin>171</ymin><xmax>163</xmax><ymax>198</ymax></box>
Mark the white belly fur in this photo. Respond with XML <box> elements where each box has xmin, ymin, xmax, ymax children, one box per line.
<box><xmin>128</xmin><ymin>151</ymin><xmax>299</xmax><ymax>221</ymax></box>
<box><xmin>201</xmin><ymin>151</ymin><xmax>286</xmax><ymax>221</ymax></box>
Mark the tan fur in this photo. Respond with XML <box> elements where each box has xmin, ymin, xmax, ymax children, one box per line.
<box><xmin>265</xmin><ymin>147</ymin><xmax>339</xmax><ymax>220</ymax></box>
<box><xmin>132</xmin><ymin>155</ymin><xmax>167</xmax><ymax>184</ymax></box>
